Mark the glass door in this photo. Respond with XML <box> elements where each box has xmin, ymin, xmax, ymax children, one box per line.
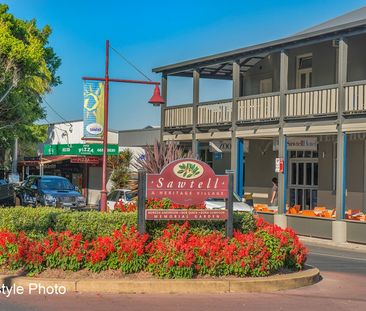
<box><xmin>289</xmin><ymin>157</ymin><xmax>318</xmax><ymax>210</ymax></box>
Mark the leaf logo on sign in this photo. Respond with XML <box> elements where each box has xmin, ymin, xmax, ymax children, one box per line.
<box><xmin>173</xmin><ymin>161</ymin><xmax>203</xmax><ymax>179</ymax></box>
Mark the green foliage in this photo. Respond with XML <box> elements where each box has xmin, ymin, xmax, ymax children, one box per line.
<box><xmin>0</xmin><ymin>4</ymin><xmax>61</xmax><ymax>148</ymax></box>
<box><xmin>107</xmin><ymin>149</ymin><xmax>133</xmax><ymax>190</ymax></box>
<box><xmin>54</xmin><ymin>211</ymin><xmax>137</xmax><ymax>240</ymax></box>
<box><xmin>0</xmin><ymin>207</ymin><xmax>255</xmax><ymax>242</ymax></box>
<box><xmin>0</xmin><ymin>208</ymin><xmax>137</xmax><ymax>240</ymax></box>
<box><xmin>0</xmin><ymin>207</ymin><xmax>63</xmax><ymax>235</ymax></box>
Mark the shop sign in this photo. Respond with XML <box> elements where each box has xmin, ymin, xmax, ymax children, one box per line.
<box><xmin>70</xmin><ymin>156</ymin><xmax>100</xmax><ymax>164</ymax></box>
<box><xmin>209</xmin><ymin>140</ymin><xmax>249</xmax><ymax>153</ymax></box>
<box><xmin>43</xmin><ymin>144</ymin><xmax>118</xmax><ymax>156</ymax></box>
<box><xmin>146</xmin><ymin>159</ymin><xmax>229</xmax><ymax>206</ymax></box>
<box><xmin>145</xmin><ymin>209</ymin><xmax>227</xmax><ymax>220</ymax></box>
<box><xmin>273</xmin><ymin>137</ymin><xmax>317</xmax><ymax>151</ymax></box>
<box><xmin>275</xmin><ymin>158</ymin><xmax>284</xmax><ymax>173</ymax></box>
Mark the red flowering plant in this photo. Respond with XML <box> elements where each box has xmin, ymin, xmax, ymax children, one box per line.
<box><xmin>146</xmin><ymin>222</ymin><xmax>196</xmax><ymax>278</ymax></box>
<box><xmin>44</xmin><ymin>230</ymin><xmax>86</xmax><ymax>272</ymax></box>
<box><xmin>254</xmin><ymin>218</ymin><xmax>308</xmax><ymax>270</ymax></box>
<box><xmin>0</xmin><ymin>229</ymin><xmax>24</xmax><ymax>270</ymax></box>
<box><xmin>146</xmin><ymin>198</ymin><xmax>206</xmax><ymax>210</ymax></box>
<box><xmin>112</xmin><ymin>225</ymin><xmax>149</xmax><ymax>273</ymax></box>
<box><xmin>114</xmin><ymin>201</ymin><xmax>137</xmax><ymax>212</ymax></box>
<box><xmin>85</xmin><ymin>225</ymin><xmax>149</xmax><ymax>273</ymax></box>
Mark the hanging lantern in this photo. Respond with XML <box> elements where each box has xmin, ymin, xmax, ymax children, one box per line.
<box><xmin>148</xmin><ymin>85</ymin><xmax>165</xmax><ymax>106</ymax></box>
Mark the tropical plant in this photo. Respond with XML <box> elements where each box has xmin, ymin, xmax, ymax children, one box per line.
<box><xmin>134</xmin><ymin>140</ymin><xmax>193</xmax><ymax>174</ymax></box>
<box><xmin>107</xmin><ymin>149</ymin><xmax>133</xmax><ymax>189</ymax></box>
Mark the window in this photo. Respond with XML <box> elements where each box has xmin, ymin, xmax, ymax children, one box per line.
<box><xmin>107</xmin><ymin>191</ymin><xmax>118</xmax><ymax>201</ymax></box>
<box><xmin>296</xmin><ymin>54</ymin><xmax>313</xmax><ymax>89</ymax></box>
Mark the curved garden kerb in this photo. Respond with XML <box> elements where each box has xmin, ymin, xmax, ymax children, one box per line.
<box><xmin>0</xmin><ymin>265</ymin><xmax>320</xmax><ymax>294</ymax></box>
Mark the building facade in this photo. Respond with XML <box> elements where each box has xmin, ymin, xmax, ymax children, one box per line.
<box><xmin>153</xmin><ymin>8</ymin><xmax>366</xmax><ymax>243</ymax></box>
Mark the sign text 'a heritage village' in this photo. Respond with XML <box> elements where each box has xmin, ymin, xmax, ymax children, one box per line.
<box><xmin>137</xmin><ymin>159</ymin><xmax>234</xmax><ymax>237</ymax></box>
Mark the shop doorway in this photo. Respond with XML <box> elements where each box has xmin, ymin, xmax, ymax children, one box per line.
<box><xmin>289</xmin><ymin>151</ymin><xmax>318</xmax><ymax>210</ymax></box>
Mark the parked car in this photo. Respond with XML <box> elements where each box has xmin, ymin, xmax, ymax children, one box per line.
<box><xmin>205</xmin><ymin>193</ymin><xmax>253</xmax><ymax>213</ymax></box>
<box><xmin>0</xmin><ymin>179</ymin><xmax>15</xmax><ymax>206</ymax></box>
<box><xmin>99</xmin><ymin>189</ymin><xmax>137</xmax><ymax>211</ymax></box>
<box><xmin>15</xmin><ymin>175</ymin><xmax>86</xmax><ymax>209</ymax></box>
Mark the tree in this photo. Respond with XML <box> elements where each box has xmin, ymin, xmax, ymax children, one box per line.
<box><xmin>0</xmin><ymin>4</ymin><xmax>61</xmax><ymax>149</ymax></box>
<box><xmin>107</xmin><ymin>149</ymin><xmax>133</xmax><ymax>189</ymax></box>
<box><xmin>134</xmin><ymin>140</ymin><xmax>193</xmax><ymax>174</ymax></box>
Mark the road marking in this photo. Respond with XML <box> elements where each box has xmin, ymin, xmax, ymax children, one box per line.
<box><xmin>311</xmin><ymin>252</ymin><xmax>366</xmax><ymax>262</ymax></box>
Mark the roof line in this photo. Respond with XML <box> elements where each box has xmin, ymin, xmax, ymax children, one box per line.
<box><xmin>153</xmin><ymin>18</ymin><xmax>366</xmax><ymax>74</ymax></box>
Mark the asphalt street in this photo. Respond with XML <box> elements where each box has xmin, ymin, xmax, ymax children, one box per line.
<box><xmin>0</xmin><ymin>242</ymin><xmax>365</xmax><ymax>311</ymax></box>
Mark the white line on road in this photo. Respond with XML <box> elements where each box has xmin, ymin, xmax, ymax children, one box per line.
<box><xmin>311</xmin><ymin>252</ymin><xmax>366</xmax><ymax>262</ymax></box>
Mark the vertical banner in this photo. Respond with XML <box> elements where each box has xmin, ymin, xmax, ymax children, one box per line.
<box><xmin>83</xmin><ymin>80</ymin><xmax>104</xmax><ymax>139</ymax></box>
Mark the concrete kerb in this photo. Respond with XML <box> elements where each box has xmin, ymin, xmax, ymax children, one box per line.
<box><xmin>0</xmin><ymin>266</ymin><xmax>320</xmax><ymax>294</ymax></box>
<box><xmin>299</xmin><ymin>236</ymin><xmax>366</xmax><ymax>253</ymax></box>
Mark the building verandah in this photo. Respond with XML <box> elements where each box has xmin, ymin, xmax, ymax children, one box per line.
<box><xmin>154</xmin><ymin>11</ymin><xmax>366</xmax><ymax>243</ymax></box>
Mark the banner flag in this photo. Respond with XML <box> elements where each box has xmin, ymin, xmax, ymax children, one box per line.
<box><xmin>83</xmin><ymin>80</ymin><xmax>104</xmax><ymax>139</ymax></box>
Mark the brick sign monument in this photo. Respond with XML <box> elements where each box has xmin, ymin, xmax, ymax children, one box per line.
<box><xmin>137</xmin><ymin>159</ymin><xmax>234</xmax><ymax>237</ymax></box>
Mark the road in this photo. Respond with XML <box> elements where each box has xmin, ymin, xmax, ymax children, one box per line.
<box><xmin>1</xmin><ymin>243</ymin><xmax>365</xmax><ymax>311</ymax></box>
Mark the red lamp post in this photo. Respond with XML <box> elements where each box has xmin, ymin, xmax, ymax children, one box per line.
<box><xmin>82</xmin><ymin>40</ymin><xmax>164</xmax><ymax>212</ymax></box>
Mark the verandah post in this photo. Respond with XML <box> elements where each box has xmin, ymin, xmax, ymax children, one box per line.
<box><xmin>333</xmin><ymin>37</ymin><xmax>348</xmax><ymax>243</ymax></box>
<box><xmin>225</xmin><ymin>170</ymin><xmax>234</xmax><ymax>238</ymax></box>
<box><xmin>275</xmin><ymin>49</ymin><xmax>288</xmax><ymax>229</ymax></box>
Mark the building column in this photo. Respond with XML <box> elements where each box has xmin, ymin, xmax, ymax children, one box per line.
<box><xmin>364</xmin><ymin>141</ymin><xmax>366</xmax><ymax>212</ymax></box>
<box><xmin>236</xmin><ymin>138</ymin><xmax>244</xmax><ymax>197</ymax></box>
<box><xmin>160</xmin><ymin>74</ymin><xmax>167</xmax><ymax>143</ymax></box>
<box><xmin>231</xmin><ymin>60</ymin><xmax>240</xmax><ymax>195</ymax></box>
<box><xmin>275</xmin><ymin>50</ymin><xmax>288</xmax><ymax>228</ymax></box>
<box><xmin>333</xmin><ymin>38</ymin><xmax>348</xmax><ymax>243</ymax></box>
<box><xmin>192</xmin><ymin>69</ymin><xmax>200</xmax><ymax>157</ymax></box>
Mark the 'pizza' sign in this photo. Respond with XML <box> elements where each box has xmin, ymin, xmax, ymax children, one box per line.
<box><xmin>146</xmin><ymin>159</ymin><xmax>228</xmax><ymax>205</ymax></box>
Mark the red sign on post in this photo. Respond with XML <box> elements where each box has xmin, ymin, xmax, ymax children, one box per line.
<box><xmin>70</xmin><ymin>156</ymin><xmax>100</xmax><ymax>164</ymax></box>
<box><xmin>146</xmin><ymin>159</ymin><xmax>229</xmax><ymax>205</ymax></box>
<box><xmin>275</xmin><ymin>158</ymin><xmax>284</xmax><ymax>173</ymax></box>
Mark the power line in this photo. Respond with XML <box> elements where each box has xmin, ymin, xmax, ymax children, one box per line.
<box><xmin>42</xmin><ymin>96</ymin><xmax>73</xmax><ymax>127</ymax></box>
<box><xmin>110</xmin><ymin>45</ymin><xmax>152</xmax><ymax>82</ymax></box>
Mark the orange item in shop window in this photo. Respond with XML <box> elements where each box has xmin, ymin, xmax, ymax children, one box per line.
<box><xmin>300</xmin><ymin>210</ymin><xmax>317</xmax><ymax>217</ymax></box>
<box><xmin>314</xmin><ymin>206</ymin><xmax>326</xmax><ymax>212</ymax></box>
<box><xmin>321</xmin><ymin>210</ymin><xmax>332</xmax><ymax>218</ymax></box>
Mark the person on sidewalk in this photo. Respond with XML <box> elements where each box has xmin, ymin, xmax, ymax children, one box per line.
<box><xmin>270</xmin><ymin>177</ymin><xmax>278</xmax><ymax>207</ymax></box>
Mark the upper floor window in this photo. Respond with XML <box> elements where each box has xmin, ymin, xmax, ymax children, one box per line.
<box><xmin>297</xmin><ymin>54</ymin><xmax>313</xmax><ymax>89</ymax></box>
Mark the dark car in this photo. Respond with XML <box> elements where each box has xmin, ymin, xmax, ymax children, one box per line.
<box><xmin>16</xmin><ymin>175</ymin><xmax>86</xmax><ymax>209</ymax></box>
<box><xmin>0</xmin><ymin>179</ymin><xmax>15</xmax><ymax>206</ymax></box>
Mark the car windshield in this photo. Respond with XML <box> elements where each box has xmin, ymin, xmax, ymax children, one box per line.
<box><xmin>206</xmin><ymin>193</ymin><xmax>241</xmax><ymax>202</ymax></box>
<box><xmin>125</xmin><ymin>191</ymin><xmax>137</xmax><ymax>201</ymax></box>
<box><xmin>39</xmin><ymin>178</ymin><xmax>74</xmax><ymax>191</ymax></box>
<box><xmin>0</xmin><ymin>179</ymin><xmax>7</xmax><ymax>185</ymax></box>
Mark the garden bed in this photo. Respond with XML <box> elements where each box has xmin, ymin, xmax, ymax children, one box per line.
<box><xmin>0</xmin><ymin>209</ymin><xmax>308</xmax><ymax>279</ymax></box>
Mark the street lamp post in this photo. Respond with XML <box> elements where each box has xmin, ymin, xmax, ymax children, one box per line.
<box><xmin>82</xmin><ymin>40</ymin><xmax>164</xmax><ymax>212</ymax></box>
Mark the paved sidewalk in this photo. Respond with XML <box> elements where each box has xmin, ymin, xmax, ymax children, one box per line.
<box><xmin>299</xmin><ymin>236</ymin><xmax>366</xmax><ymax>253</ymax></box>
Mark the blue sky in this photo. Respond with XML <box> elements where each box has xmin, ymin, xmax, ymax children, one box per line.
<box><xmin>5</xmin><ymin>0</ymin><xmax>366</xmax><ymax>130</ymax></box>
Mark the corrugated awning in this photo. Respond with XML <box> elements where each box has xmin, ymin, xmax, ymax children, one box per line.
<box><xmin>19</xmin><ymin>156</ymin><xmax>73</xmax><ymax>166</ymax></box>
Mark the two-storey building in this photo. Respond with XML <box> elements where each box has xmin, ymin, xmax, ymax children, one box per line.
<box><xmin>153</xmin><ymin>7</ymin><xmax>366</xmax><ymax>243</ymax></box>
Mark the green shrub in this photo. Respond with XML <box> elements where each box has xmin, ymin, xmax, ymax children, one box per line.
<box><xmin>0</xmin><ymin>207</ymin><xmax>63</xmax><ymax>235</ymax></box>
<box><xmin>55</xmin><ymin>211</ymin><xmax>137</xmax><ymax>240</ymax></box>
<box><xmin>0</xmin><ymin>207</ymin><xmax>255</xmax><ymax>241</ymax></box>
